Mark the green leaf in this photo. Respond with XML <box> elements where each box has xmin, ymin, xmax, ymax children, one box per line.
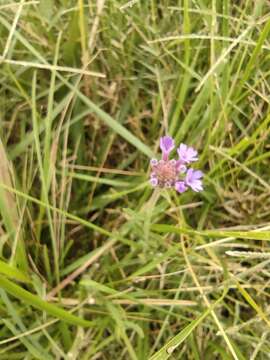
<box><xmin>39</xmin><ymin>0</ymin><xmax>54</xmax><ymax>23</ymax></box>
<box><xmin>80</xmin><ymin>279</ymin><xmax>118</xmax><ymax>295</ymax></box>
<box><xmin>0</xmin><ymin>260</ymin><xmax>30</xmax><ymax>283</ymax></box>
<box><xmin>0</xmin><ymin>275</ymin><xmax>92</xmax><ymax>327</ymax></box>
<box><xmin>149</xmin><ymin>292</ymin><xmax>227</xmax><ymax>360</ymax></box>
<box><xmin>151</xmin><ymin>224</ymin><xmax>270</xmax><ymax>241</ymax></box>
<box><xmin>149</xmin><ymin>308</ymin><xmax>211</xmax><ymax>360</ymax></box>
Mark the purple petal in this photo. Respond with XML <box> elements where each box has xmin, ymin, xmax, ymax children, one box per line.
<box><xmin>186</xmin><ymin>147</ymin><xmax>198</xmax><ymax>160</ymax></box>
<box><xmin>192</xmin><ymin>170</ymin><xmax>204</xmax><ymax>180</ymax></box>
<box><xmin>160</xmin><ymin>136</ymin><xmax>174</xmax><ymax>152</ymax></box>
<box><xmin>175</xmin><ymin>160</ymin><xmax>186</xmax><ymax>173</ymax></box>
<box><xmin>177</xmin><ymin>143</ymin><xmax>198</xmax><ymax>163</ymax></box>
<box><xmin>150</xmin><ymin>158</ymin><xmax>158</xmax><ymax>167</ymax></box>
<box><xmin>185</xmin><ymin>168</ymin><xmax>203</xmax><ymax>192</ymax></box>
<box><xmin>190</xmin><ymin>180</ymin><xmax>203</xmax><ymax>192</ymax></box>
<box><xmin>175</xmin><ymin>181</ymin><xmax>187</xmax><ymax>193</ymax></box>
<box><xmin>178</xmin><ymin>143</ymin><xmax>187</xmax><ymax>153</ymax></box>
<box><xmin>150</xmin><ymin>178</ymin><xmax>158</xmax><ymax>187</ymax></box>
<box><xmin>160</xmin><ymin>136</ymin><xmax>175</xmax><ymax>160</ymax></box>
<box><xmin>185</xmin><ymin>168</ymin><xmax>194</xmax><ymax>184</ymax></box>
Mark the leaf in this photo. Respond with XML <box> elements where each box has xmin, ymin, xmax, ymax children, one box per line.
<box><xmin>149</xmin><ymin>293</ymin><xmax>227</xmax><ymax>360</ymax></box>
<box><xmin>0</xmin><ymin>260</ymin><xmax>30</xmax><ymax>283</ymax></box>
<box><xmin>39</xmin><ymin>0</ymin><xmax>54</xmax><ymax>23</ymax></box>
<box><xmin>151</xmin><ymin>224</ymin><xmax>270</xmax><ymax>241</ymax></box>
<box><xmin>80</xmin><ymin>279</ymin><xmax>118</xmax><ymax>295</ymax></box>
<box><xmin>64</xmin><ymin>171</ymin><xmax>135</xmax><ymax>188</ymax></box>
<box><xmin>0</xmin><ymin>275</ymin><xmax>92</xmax><ymax>327</ymax></box>
<box><xmin>0</xmin><ymin>137</ymin><xmax>28</xmax><ymax>270</ymax></box>
<box><xmin>149</xmin><ymin>308</ymin><xmax>211</xmax><ymax>360</ymax></box>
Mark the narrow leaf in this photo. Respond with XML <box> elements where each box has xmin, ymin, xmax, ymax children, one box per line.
<box><xmin>0</xmin><ymin>275</ymin><xmax>92</xmax><ymax>327</ymax></box>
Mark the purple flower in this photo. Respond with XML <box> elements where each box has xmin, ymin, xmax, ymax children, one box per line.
<box><xmin>177</xmin><ymin>143</ymin><xmax>198</xmax><ymax>164</ymax></box>
<box><xmin>150</xmin><ymin>158</ymin><xmax>158</xmax><ymax>166</ymax></box>
<box><xmin>175</xmin><ymin>181</ymin><xmax>187</xmax><ymax>193</ymax></box>
<box><xmin>149</xmin><ymin>136</ymin><xmax>204</xmax><ymax>194</ymax></box>
<box><xmin>150</xmin><ymin>159</ymin><xmax>178</xmax><ymax>188</ymax></box>
<box><xmin>175</xmin><ymin>161</ymin><xmax>187</xmax><ymax>174</ymax></box>
<box><xmin>185</xmin><ymin>169</ymin><xmax>204</xmax><ymax>192</ymax></box>
<box><xmin>150</xmin><ymin>177</ymin><xmax>158</xmax><ymax>187</ymax></box>
<box><xmin>160</xmin><ymin>136</ymin><xmax>175</xmax><ymax>161</ymax></box>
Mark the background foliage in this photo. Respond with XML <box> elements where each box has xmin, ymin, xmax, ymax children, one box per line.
<box><xmin>0</xmin><ymin>0</ymin><xmax>270</xmax><ymax>359</ymax></box>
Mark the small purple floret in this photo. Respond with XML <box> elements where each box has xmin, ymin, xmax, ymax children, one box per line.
<box><xmin>177</xmin><ymin>143</ymin><xmax>198</xmax><ymax>164</ymax></box>
<box><xmin>175</xmin><ymin>181</ymin><xmax>187</xmax><ymax>193</ymax></box>
<box><xmin>176</xmin><ymin>161</ymin><xmax>187</xmax><ymax>174</ymax></box>
<box><xmin>150</xmin><ymin>158</ymin><xmax>158</xmax><ymax>166</ymax></box>
<box><xmin>185</xmin><ymin>169</ymin><xmax>204</xmax><ymax>192</ymax></box>
<box><xmin>160</xmin><ymin>136</ymin><xmax>175</xmax><ymax>161</ymax></box>
<box><xmin>150</xmin><ymin>177</ymin><xmax>158</xmax><ymax>187</ymax></box>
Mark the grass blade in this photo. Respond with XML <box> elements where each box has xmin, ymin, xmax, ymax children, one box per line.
<box><xmin>0</xmin><ymin>275</ymin><xmax>92</xmax><ymax>327</ymax></box>
<box><xmin>0</xmin><ymin>260</ymin><xmax>30</xmax><ymax>283</ymax></box>
<box><xmin>152</xmin><ymin>224</ymin><xmax>270</xmax><ymax>241</ymax></box>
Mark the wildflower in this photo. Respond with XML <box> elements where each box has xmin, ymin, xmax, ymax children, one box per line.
<box><xmin>149</xmin><ymin>136</ymin><xmax>203</xmax><ymax>193</ymax></box>
<box><xmin>185</xmin><ymin>169</ymin><xmax>203</xmax><ymax>192</ymax></box>
<box><xmin>175</xmin><ymin>181</ymin><xmax>187</xmax><ymax>193</ymax></box>
<box><xmin>177</xmin><ymin>143</ymin><xmax>198</xmax><ymax>163</ymax></box>
<box><xmin>160</xmin><ymin>136</ymin><xmax>175</xmax><ymax>161</ymax></box>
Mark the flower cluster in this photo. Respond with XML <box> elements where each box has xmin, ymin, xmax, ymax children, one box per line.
<box><xmin>150</xmin><ymin>136</ymin><xmax>203</xmax><ymax>193</ymax></box>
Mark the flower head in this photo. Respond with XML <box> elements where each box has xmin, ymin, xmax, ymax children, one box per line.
<box><xmin>150</xmin><ymin>159</ymin><xmax>178</xmax><ymax>188</ymax></box>
<box><xmin>149</xmin><ymin>136</ymin><xmax>204</xmax><ymax>194</ymax></box>
<box><xmin>177</xmin><ymin>143</ymin><xmax>198</xmax><ymax>164</ymax></box>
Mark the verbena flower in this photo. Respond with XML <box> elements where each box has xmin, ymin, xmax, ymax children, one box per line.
<box><xmin>150</xmin><ymin>136</ymin><xmax>203</xmax><ymax>193</ymax></box>
<box><xmin>160</xmin><ymin>136</ymin><xmax>175</xmax><ymax>161</ymax></box>
<box><xmin>185</xmin><ymin>169</ymin><xmax>203</xmax><ymax>192</ymax></box>
<box><xmin>177</xmin><ymin>143</ymin><xmax>198</xmax><ymax>163</ymax></box>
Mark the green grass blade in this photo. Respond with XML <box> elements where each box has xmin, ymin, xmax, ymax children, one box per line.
<box><xmin>0</xmin><ymin>260</ymin><xmax>30</xmax><ymax>283</ymax></box>
<box><xmin>149</xmin><ymin>299</ymin><xmax>221</xmax><ymax>360</ymax></box>
<box><xmin>152</xmin><ymin>224</ymin><xmax>270</xmax><ymax>241</ymax></box>
<box><xmin>0</xmin><ymin>275</ymin><xmax>92</xmax><ymax>327</ymax></box>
